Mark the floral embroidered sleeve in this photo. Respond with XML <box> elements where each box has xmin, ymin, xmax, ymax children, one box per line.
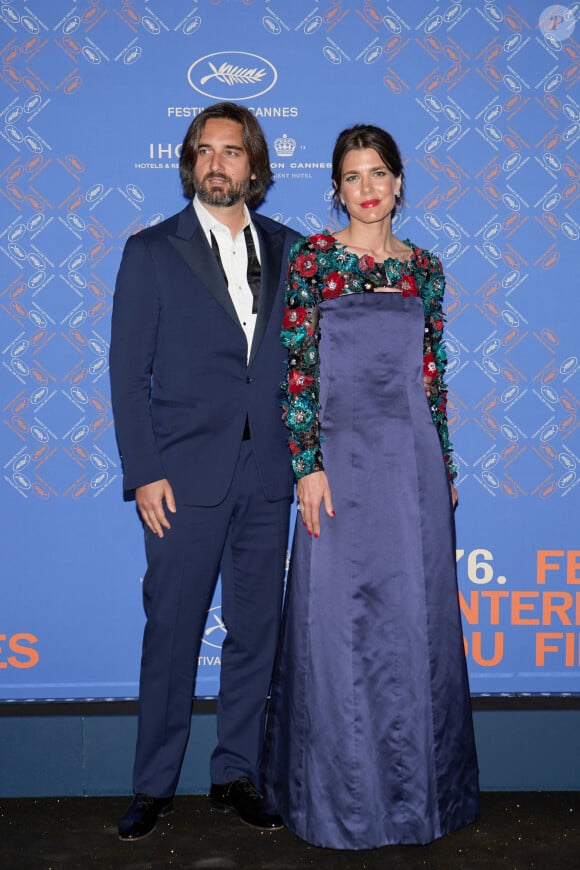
<box><xmin>419</xmin><ymin>253</ymin><xmax>457</xmax><ymax>480</ymax></box>
<box><xmin>281</xmin><ymin>237</ymin><xmax>324</xmax><ymax>479</ymax></box>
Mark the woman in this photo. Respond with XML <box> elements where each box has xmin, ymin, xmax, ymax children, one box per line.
<box><xmin>261</xmin><ymin>125</ymin><xmax>480</xmax><ymax>850</ymax></box>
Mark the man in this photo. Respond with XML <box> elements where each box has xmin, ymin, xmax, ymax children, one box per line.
<box><xmin>110</xmin><ymin>103</ymin><xmax>298</xmax><ymax>840</ymax></box>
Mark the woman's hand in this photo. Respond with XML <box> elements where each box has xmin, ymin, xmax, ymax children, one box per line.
<box><xmin>297</xmin><ymin>471</ymin><xmax>334</xmax><ymax>538</ymax></box>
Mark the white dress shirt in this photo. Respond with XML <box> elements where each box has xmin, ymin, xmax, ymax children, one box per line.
<box><xmin>193</xmin><ymin>196</ymin><xmax>261</xmax><ymax>362</ymax></box>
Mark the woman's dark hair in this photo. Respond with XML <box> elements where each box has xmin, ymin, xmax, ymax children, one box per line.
<box><xmin>331</xmin><ymin>124</ymin><xmax>405</xmax><ymax>216</ymax></box>
<box><xmin>179</xmin><ymin>102</ymin><xmax>273</xmax><ymax>208</ymax></box>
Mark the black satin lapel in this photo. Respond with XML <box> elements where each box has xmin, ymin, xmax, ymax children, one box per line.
<box><xmin>249</xmin><ymin>224</ymin><xmax>285</xmax><ymax>363</ymax></box>
<box><xmin>169</xmin><ymin>228</ymin><xmax>239</xmax><ymax>326</ymax></box>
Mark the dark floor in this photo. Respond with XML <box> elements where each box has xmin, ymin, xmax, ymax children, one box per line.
<box><xmin>1</xmin><ymin>792</ymin><xmax>578</xmax><ymax>870</ymax></box>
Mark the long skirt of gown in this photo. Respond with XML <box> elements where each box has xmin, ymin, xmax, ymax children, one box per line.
<box><xmin>262</xmin><ymin>292</ymin><xmax>480</xmax><ymax>850</ymax></box>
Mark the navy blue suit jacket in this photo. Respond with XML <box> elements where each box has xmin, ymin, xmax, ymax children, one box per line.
<box><xmin>109</xmin><ymin>203</ymin><xmax>298</xmax><ymax>506</ymax></box>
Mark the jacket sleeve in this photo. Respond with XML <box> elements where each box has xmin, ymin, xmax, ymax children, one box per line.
<box><xmin>109</xmin><ymin>233</ymin><xmax>166</xmax><ymax>493</ymax></box>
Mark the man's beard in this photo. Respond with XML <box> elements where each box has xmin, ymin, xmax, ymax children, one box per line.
<box><xmin>196</xmin><ymin>173</ymin><xmax>250</xmax><ymax>207</ymax></box>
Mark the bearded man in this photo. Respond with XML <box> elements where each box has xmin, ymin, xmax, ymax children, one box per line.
<box><xmin>110</xmin><ymin>103</ymin><xmax>298</xmax><ymax>840</ymax></box>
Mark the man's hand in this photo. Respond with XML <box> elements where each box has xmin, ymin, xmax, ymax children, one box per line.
<box><xmin>136</xmin><ymin>479</ymin><xmax>176</xmax><ymax>538</ymax></box>
<box><xmin>296</xmin><ymin>470</ymin><xmax>334</xmax><ymax>538</ymax></box>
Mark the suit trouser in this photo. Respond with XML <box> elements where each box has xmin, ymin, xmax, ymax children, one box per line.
<box><xmin>132</xmin><ymin>441</ymin><xmax>291</xmax><ymax>798</ymax></box>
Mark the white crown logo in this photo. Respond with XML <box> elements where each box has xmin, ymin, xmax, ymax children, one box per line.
<box><xmin>274</xmin><ymin>133</ymin><xmax>296</xmax><ymax>157</ymax></box>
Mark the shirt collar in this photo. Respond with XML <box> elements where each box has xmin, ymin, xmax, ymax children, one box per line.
<box><xmin>193</xmin><ymin>195</ymin><xmax>252</xmax><ymax>238</ymax></box>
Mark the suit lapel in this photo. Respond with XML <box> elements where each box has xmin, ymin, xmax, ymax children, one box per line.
<box><xmin>249</xmin><ymin>216</ymin><xmax>284</xmax><ymax>365</ymax></box>
<box><xmin>168</xmin><ymin>206</ymin><xmax>240</xmax><ymax>327</ymax></box>
<box><xmin>168</xmin><ymin>205</ymin><xmax>285</xmax><ymax>364</ymax></box>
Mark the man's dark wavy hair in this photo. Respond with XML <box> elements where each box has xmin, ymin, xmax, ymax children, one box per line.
<box><xmin>179</xmin><ymin>102</ymin><xmax>274</xmax><ymax>208</ymax></box>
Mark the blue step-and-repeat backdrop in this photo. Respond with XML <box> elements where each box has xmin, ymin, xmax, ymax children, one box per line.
<box><xmin>1</xmin><ymin>0</ymin><xmax>579</xmax><ymax>700</ymax></box>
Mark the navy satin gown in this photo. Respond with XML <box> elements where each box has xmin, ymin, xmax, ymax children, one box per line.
<box><xmin>262</xmin><ymin>291</ymin><xmax>480</xmax><ymax>849</ymax></box>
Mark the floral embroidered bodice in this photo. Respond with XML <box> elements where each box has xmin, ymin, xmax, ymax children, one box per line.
<box><xmin>281</xmin><ymin>233</ymin><xmax>456</xmax><ymax>480</ymax></box>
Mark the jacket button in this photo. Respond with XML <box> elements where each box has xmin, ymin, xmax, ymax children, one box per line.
<box><xmin>246</xmin><ymin>376</ymin><xmax>253</xmax><ymax>383</ymax></box>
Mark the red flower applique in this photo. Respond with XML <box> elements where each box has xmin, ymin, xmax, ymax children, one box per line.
<box><xmin>423</xmin><ymin>352</ymin><xmax>437</xmax><ymax>378</ymax></box>
<box><xmin>288</xmin><ymin>370</ymin><xmax>315</xmax><ymax>394</ymax></box>
<box><xmin>358</xmin><ymin>254</ymin><xmax>375</xmax><ymax>272</ymax></box>
<box><xmin>310</xmin><ymin>234</ymin><xmax>335</xmax><ymax>251</ymax></box>
<box><xmin>289</xmin><ymin>440</ymin><xmax>301</xmax><ymax>455</ymax></box>
<box><xmin>283</xmin><ymin>306</ymin><xmax>307</xmax><ymax>329</ymax></box>
<box><xmin>400</xmin><ymin>274</ymin><xmax>418</xmax><ymax>297</ymax></box>
<box><xmin>295</xmin><ymin>253</ymin><xmax>318</xmax><ymax>277</ymax></box>
<box><xmin>322</xmin><ymin>271</ymin><xmax>345</xmax><ymax>299</ymax></box>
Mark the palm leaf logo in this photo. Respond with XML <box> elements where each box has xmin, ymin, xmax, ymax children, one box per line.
<box><xmin>200</xmin><ymin>62</ymin><xmax>266</xmax><ymax>86</ymax></box>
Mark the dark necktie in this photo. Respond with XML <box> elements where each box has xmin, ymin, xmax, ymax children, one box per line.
<box><xmin>244</xmin><ymin>225</ymin><xmax>261</xmax><ymax>314</ymax></box>
<box><xmin>210</xmin><ymin>225</ymin><xmax>261</xmax><ymax>314</ymax></box>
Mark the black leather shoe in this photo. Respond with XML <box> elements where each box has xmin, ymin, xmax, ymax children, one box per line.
<box><xmin>209</xmin><ymin>777</ymin><xmax>283</xmax><ymax>830</ymax></box>
<box><xmin>118</xmin><ymin>793</ymin><xmax>174</xmax><ymax>841</ymax></box>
